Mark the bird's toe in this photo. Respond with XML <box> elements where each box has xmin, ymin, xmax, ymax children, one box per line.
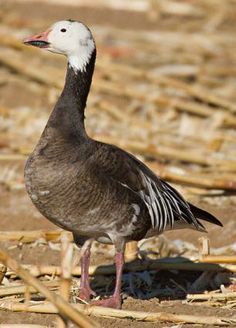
<box><xmin>79</xmin><ymin>287</ymin><xmax>97</xmax><ymax>302</ymax></box>
<box><xmin>90</xmin><ymin>295</ymin><xmax>122</xmax><ymax>309</ymax></box>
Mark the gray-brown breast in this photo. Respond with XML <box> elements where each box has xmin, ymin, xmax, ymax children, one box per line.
<box><xmin>24</xmin><ymin>138</ymin><xmax>151</xmax><ymax>242</ymax></box>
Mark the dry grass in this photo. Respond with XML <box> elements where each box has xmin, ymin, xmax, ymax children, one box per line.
<box><xmin>1</xmin><ymin>0</ymin><xmax>236</xmax><ymax>326</ymax></box>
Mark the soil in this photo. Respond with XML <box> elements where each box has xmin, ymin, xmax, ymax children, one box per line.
<box><xmin>0</xmin><ymin>1</ymin><xmax>236</xmax><ymax>327</ymax></box>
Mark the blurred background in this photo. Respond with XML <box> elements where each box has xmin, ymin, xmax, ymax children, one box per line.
<box><xmin>0</xmin><ymin>0</ymin><xmax>236</xmax><ymax>326</ymax></box>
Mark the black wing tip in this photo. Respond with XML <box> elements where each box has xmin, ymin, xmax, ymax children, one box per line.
<box><xmin>189</xmin><ymin>203</ymin><xmax>223</xmax><ymax>227</ymax></box>
<box><xmin>212</xmin><ymin>217</ymin><xmax>224</xmax><ymax>227</ymax></box>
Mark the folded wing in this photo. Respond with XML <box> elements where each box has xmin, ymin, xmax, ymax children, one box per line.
<box><xmin>92</xmin><ymin>142</ymin><xmax>221</xmax><ymax>232</ymax></box>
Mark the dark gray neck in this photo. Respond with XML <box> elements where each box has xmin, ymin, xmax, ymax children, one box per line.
<box><xmin>46</xmin><ymin>49</ymin><xmax>96</xmax><ymax>142</ymax></box>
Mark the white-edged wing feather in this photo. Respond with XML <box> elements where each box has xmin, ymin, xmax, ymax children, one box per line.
<box><xmin>92</xmin><ymin>143</ymin><xmax>206</xmax><ymax>233</ymax></box>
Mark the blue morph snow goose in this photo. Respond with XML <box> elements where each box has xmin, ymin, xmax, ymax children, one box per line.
<box><xmin>23</xmin><ymin>20</ymin><xmax>222</xmax><ymax>309</ymax></box>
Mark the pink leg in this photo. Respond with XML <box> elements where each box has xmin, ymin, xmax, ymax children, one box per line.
<box><xmin>79</xmin><ymin>247</ymin><xmax>96</xmax><ymax>302</ymax></box>
<box><xmin>91</xmin><ymin>252</ymin><xmax>124</xmax><ymax>309</ymax></box>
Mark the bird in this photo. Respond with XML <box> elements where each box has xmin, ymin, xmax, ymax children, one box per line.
<box><xmin>23</xmin><ymin>20</ymin><xmax>222</xmax><ymax>309</ymax></box>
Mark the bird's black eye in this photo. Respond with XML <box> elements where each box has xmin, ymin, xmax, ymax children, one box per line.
<box><xmin>60</xmin><ymin>28</ymin><xmax>67</xmax><ymax>33</ymax></box>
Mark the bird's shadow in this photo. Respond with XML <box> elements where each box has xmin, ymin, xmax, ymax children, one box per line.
<box><xmin>91</xmin><ymin>256</ymin><xmax>231</xmax><ymax>302</ymax></box>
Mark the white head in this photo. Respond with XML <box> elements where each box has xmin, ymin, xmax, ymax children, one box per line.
<box><xmin>24</xmin><ymin>20</ymin><xmax>95</xmax><ymax>73</ymax></box>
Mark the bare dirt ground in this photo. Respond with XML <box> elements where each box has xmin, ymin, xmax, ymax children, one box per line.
<box><xmin>0</xmin><ymin>0</ymin><xmax>236</xmax><ymax>327</ymax></box>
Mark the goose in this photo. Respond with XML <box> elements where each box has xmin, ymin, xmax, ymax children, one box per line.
<box><xmin>23</xmin><ymin>20</ymin><xmax>222</xmax><ymax>309</ymax></box>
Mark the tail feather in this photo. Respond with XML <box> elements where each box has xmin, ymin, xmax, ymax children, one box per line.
<box><xmin>189</xmin><ymin>203</ymin><xmax>223</xmax><ymax>227</ymax></box>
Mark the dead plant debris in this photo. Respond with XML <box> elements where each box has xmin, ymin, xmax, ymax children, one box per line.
<box><xmin>1</xmin><ymin>0</ymin><xmax>236</xmax><ymax>326</ymax></box>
